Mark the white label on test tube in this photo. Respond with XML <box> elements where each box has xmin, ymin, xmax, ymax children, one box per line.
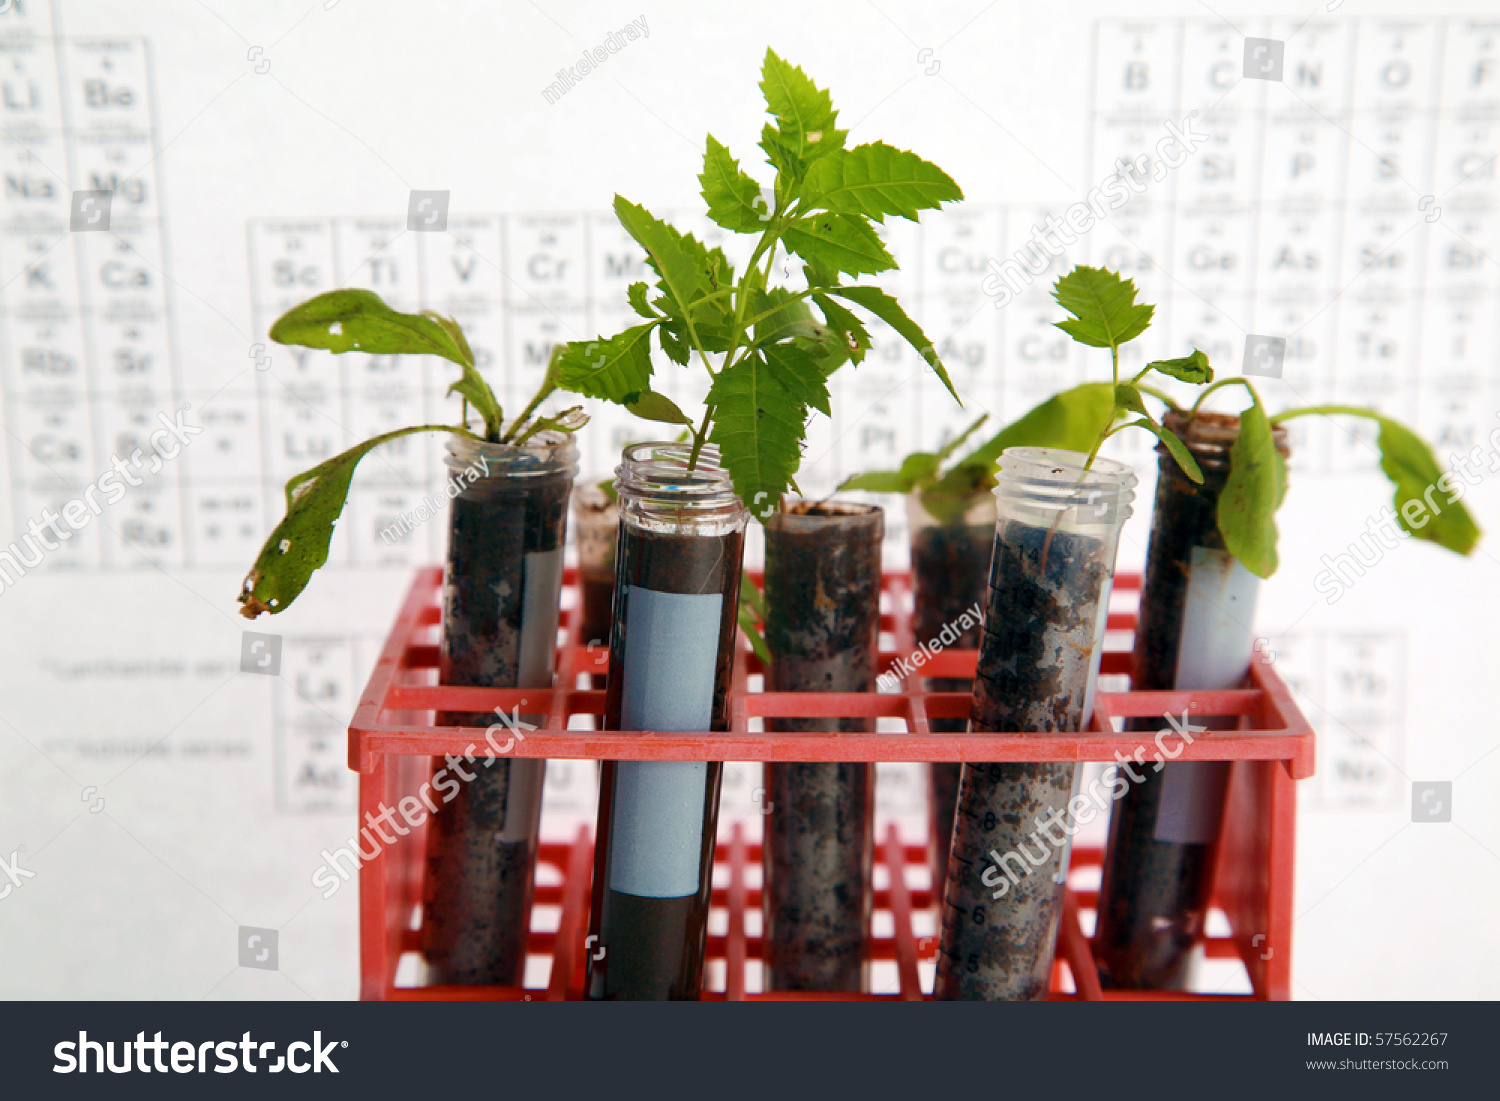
<box><xmin>499</xmin><ymin>547</ymin><xmax>563</xmax><ymax>843</ymax></box>
<box><xmin>1154</xmin><ymin>546</ymin><xmax>1260</xmax><ymax>844</ymax></box>
<box><xmin>608</xmin><ymin>586</ymin><xmax>723</xmax><ymax>898</ymax></box>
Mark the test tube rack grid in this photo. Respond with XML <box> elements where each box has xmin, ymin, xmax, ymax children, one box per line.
<box><xmin>351</xmin><ymin>566</ymin><xmax>1314</xmax><ymax>1001</ymax></box>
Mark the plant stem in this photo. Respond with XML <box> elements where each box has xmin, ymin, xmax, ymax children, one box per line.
<box><xmin>1269</xmin><ymin>404</ymin><xmax>1378</xmax><ymax>424</ymax></box>
<box><xmin>686</xmin><ymin>404</ymin><xmax>714</xmax><ymax>471</ymax></box>
<box><xmin>1189</xmin><ymin>376</ymin><xmax>1260</xmax><ymax>416</ymax></box>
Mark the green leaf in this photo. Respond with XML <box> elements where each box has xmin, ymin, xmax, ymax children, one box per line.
<box><xmin>626</xmin><ymin>281</ymin><xmax>656</xmax><ymax>319</ymax></box>
<box><xmin>657</xmin><ymin>322</ymin><xmax>691</xmax><ymax>366</ymax></box>
<box><xmin>827</xmin><ymin>286</ymin><xmax>960</xmax><ymax>404</ymax></box>
<box><xmin>838</xmin><ymin>451</ymin><xmax>940</xmax><ymax>495</ymax></box>
<box><xmin>269</xmin><ymin>288</ymin><xmax>501</xmax><ymax>437</ymax></box>
<box><xmin>1134</xmin><ymin>419</ymin><xmax>1204</xmax><ymax>484</ymax></box>
<box><xmin>760</xmin><ymin>48</ymin><xmax>845</xmax><ymax>164</ymax></box>
<box><xmin>1218</xmin><ymin>402</ymin><xmax>1286</xmax><ymax>578</ymax></box>
<box><xmin>623</xmin><ymin>389</ymin><xmax>694</xmax><ymax>426</ymax></box>
<box><xmin>1114</xmin><ymin>383</ymin><xmax>1150</xmax><ymax>417</ymax></box>
<box><xmin>959</xmin><ymin>382</ymin><xmax>1119</xmax><ymax>473</ymax></box>
<box><xmin>706</xmin><ymin>352</ymin><xmax>809</xmax><ymax>521</ymax></box>
<box><xmin>810</xmin><ymin>293</ymin><xmax>871</xmax><ymax>365</ymax></box>
<box><xmin>740</xmin><ymin>569</ymin><xmax>766</xmax><ymax>619</ymax></box>
<box><xmin>613</xmin><ymin>196</ymin><xmax>712</xmax><ymax>328</ymax></box>
<box><xmin>269</xmin><ymin>289</ymin><xmax>471</xmax><ymax>364</ymax></box>
<box><xmin>801</xmin><ymin>141</ymin><xmax>962</xmax><ymax>223</ymax></box>
<box><xmin>751</xmin><ymin>288</ymin><xmax>817</xmax><ymax>346</ymax></box>
<box><xmin>782</xmin><ymin>213</ymin><xmax>896</xmax><ymax>277</ymax></box>
<box><xmin>701</xmin><ymin>135</ymin><xmax>770</xmax><ymax>232</ymax></box>
<box><xmin>761</xmin><ymin>342</ymin><xmax>831</xmax><ymax>417</ymax></box>
<box><xmin>1146</xmin><ymin>348</ymin><xmax>1214</xmax><ymax>384</ymax></box>
<box><xmin>934</xmin><ymin>415</ymin><xmax>990</xmax><ymax>465</ymax></box>
<box><xmin>1051</xmin><ymin>265</ymin><xmax>1154</xmax><ymax>350</ymax></box>
<box><xmin>759</xmin><ymin>121</ymin><xmax>806</xmax><ymax>183</ymax></box>
<box><xmin>738</xmin><ymin>603</ymin><xmax>773</xmax><ymax>666</ymax></box>
<box><xmin>554</xmin><ymin>324</ymin><xmax>655</xmax><ymax>403</ymax></box>
<box><xmin>512</xmin><ymin>406</ymin><xmax>588</xmax><ymax>446</ymax></box>
<box><xmin>838</xmin><ymin>469</ymin><xmax>915</xmax><ymax>494</ymax></box>
<box><xmin>239</xmin><ymin>424</ymin><xmax>455</xmax><ymax>617</ymax></box>
<box><xmin>1373</xmin><ymin>417</ymin><xmax>1481</xmax><ymax>555</ymax></box>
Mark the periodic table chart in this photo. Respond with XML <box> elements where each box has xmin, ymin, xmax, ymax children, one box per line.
<box><xmin>1</xmin><ymin>5</ymin><xmax>1492</xmax><ymax>841</ymax></box>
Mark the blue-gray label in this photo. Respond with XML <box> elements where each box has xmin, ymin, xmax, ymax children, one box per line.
<box><xmin>608</xmin><ymin>586</ymin><xmax>723</xmax><ymax>898</ymax></box>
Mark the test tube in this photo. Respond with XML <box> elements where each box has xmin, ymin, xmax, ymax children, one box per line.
<box><xmin>422</xmin><ymin>430</ymin><xmax>576</xmax><ymax>986</ymax></box>
<box><xmin>586</xmin><ymin>443</ymin><xmax>747</xmax><ymax>1000</ymax></box>
<box><xmin>761</xmin><ymin>500</ymin><xmax>883</xmax><ymax>992</ymax></box>
<box><xmin>934</xmin><ymin>448</ymin><xmax>1136</xmax><ymax>1000</ymax></box>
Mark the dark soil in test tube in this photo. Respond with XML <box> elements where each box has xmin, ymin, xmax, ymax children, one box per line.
<box><xmin>587</xmin><ymin>525</ymin><xmax>743</xmax><ymax>1000</ymax></box>
<box><xmin>935</xmin><ymin>519</ymin><xmax>1108</xmax><ymax>1001</ymax></box>
<box><xmin>911</xmin><ymin>518</ymin><xmax>993</xmax><ymax>887</ymax></box>
<box><xmin>422</xmin><ymin>466</ymin><xmax>570</xmax><ymax>986</ymax></box>
<box><xmin>762</xmin><ymin>503</ymin><xmax>881</xmax><ymax>992</ymax></box>
<box><xmin>1095</xmin><ymin>418</ymin><xmax>1275</xmax><ymax>990</ymax></box>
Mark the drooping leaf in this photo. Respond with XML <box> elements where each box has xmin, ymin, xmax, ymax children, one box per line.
<box><xmin>1219</xmin><ymin>402</ymin><xmax>1286</xmax><ymax>578</ymax></box>
<box><xmin>827</xmin><ymin>285</ymin><xmax>960</xmax><ymax>404</ymax></box>
<box><xmin>239</xmin><ymin>425</ymin><xmax>456</xmax><ymax>618</ymax></box>
<box><xmin>1130</xmin><ymin>418</ymin><xmax>1204</xmax><ymax>484</ymax></box>
<box><xmin>624</xmin><ymin>390</ymin><xmax>694</xmax><ymax>426</ymax></box>
<box><xmin>512</xmin><ymin>406</ymin><xmax>589</xmax><ymax>446</ymax></box>
<box><xmin>554</xmin><ymin>324</ymin><xmax>655</xmax><ymax>403</ymax></box>
<box><xmin>269</xmin><ymin>289</ymin><xmax>471</xmax><ymax>364</ymax></box>
<box><xmin>626</xmin><ymin>281</ymin><xmax>657</xmax><ymax>319</ymax></box>
<box><xmin>657</xmin><ymin>321</ymin><xmax>691</xmax><ymax>366</ymax></box>
<box><xmin>1051</xmin><ymin>265</ymin><xmax>1154</xmax><ymax>350</ymax></box>
<box><xmin>1146</xmin><ymin>348</ymin><xmax>1214</xmax><ymax>384</ymax></box>
<box><xmin>760</xmin><ymin>48</ymin><xmax>845</xmax><ymax>164</ymax></box>
<box><xmin>701</xmin><ymin>135</ymin><xmax>771</xmax><ymax>232</ymax></box>
<box><xmin>270</xmin><ymin>288</ymin><xmax>502</xmax><ymax>437</ymax></box>
<box><xmin>1114</xmin><ymin>383</ymin><xmax>1150</xmax><ymax>418</ymax></box>
<box><xmin>801</xmin><ymin>141</ymin><xmax>962</xmax><ymax>223</ymax></box>
<box><xmin>761</xmin><ymin>342</ymin><xmax>831</xmax><ymax>416</ymax></box>
<box><xmin>1372</xmin><ymin>416</ymin><xmax>1480</xmax><ymax>555</ymax></box>
<box><xmin>706</xmin><ymin>352</ymin><xmax>809</xmax><ymax>521</ymax></box>
<box><xmin>782</xmin><ymin>213</ymin><xmax>897</xmax><ymax>277</ymax></box>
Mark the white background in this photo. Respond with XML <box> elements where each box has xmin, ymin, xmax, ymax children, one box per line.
<box><xmin>0</xmin><ymin>0</ymin><xmax>1495</xmax><ymax>1000</ymax></box>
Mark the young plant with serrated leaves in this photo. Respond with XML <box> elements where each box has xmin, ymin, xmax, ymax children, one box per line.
<box><xmin>549</xmin><ymin>48</ymin><xmax>964</xmax><ymax>519</ymax></box>
<box><xmin>1185</xmin><ymin>378</ymin><xmax>1481</xmax><ymax>578</ymax></box>
<box><xmin>840</xmin><ymin>265</ymin><xmax>1210</xmax><ymax>515</ymax></box>
<box><xmin>237</xmin><ymin>289</ymin><xmax>586</xmax><ymax>618</ymax></box>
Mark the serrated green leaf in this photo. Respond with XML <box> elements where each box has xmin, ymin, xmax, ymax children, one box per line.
<box><xmin>1373</xmin><ymin>417</ymin><xmax>1480</xmax><ymax>555</ymax></box>
<box><xmin>512</xmin><ymin>405</ymin><xmax>589</xmax><ymax>445</ymax></box>
<box><xmin>810</xmin><ymin>293</ymin><xmax>871</xmax><ymax>365</ymax></box>
<box><xmin>761</xmin><ymin>342</ymin><xmax>830</xmax><ymax>417</ymax></box>
<box><xmin>801</xmin><ymin>141</ymin><xmax>962</xmax><ymax>223</ymax></box>
<box><xmin>751</xmin><ymin>287</ymin><xmax>817</xmax><ymax>346</ymax></box>
<box><xmin>701</xmin><ymin>135</ymin><xmax>771</xmax><ymax>232</ymax></box>
<box><xmin>1146</xmin><ymin>348</ymin><xmax>1214</xmax><ymax>384</ymax></box>
<box><xmin>706</xmin><ymin>353</ymin><xmax>809</xmax><ymax>521</ymax></box>
<box><xmin>1114</xmin><ymin>383</ymin><xmax>1150</xmax><ymax>417</ymax></box>
<box><xmin>827</xmin><ymin>285</ymin><xmax>960</xmax><ymax>404</ymax></box>
<box><xmin>1218</xmin><ymin>402</ymin><xmax>1285</xmax><ymax>578</ymax></box>
<box><xmin>759</xmin><ymin>121</ymin><xmax>805</xmax><ymax>184</ymax></box>
<box><xmin>427</xmin><ymin>313</ymin><xmax>475</xmax><ymax>366</ymax></box>
<box><xmin>239</xmin><ymin>424</ymin><xmax>455</xmax><ymax>617</ymax></box>
<box><xmin>760</xmin><ymin>48</ymin><xmax>845</xmax><ymax>163</ymax></box>
<box><xmin>1052</xmin><ymin>265</ymin><xmax>1154</xmax><ymax>350</ymax></box>
<box><xmin>554</xmin><ymin>324</ymin><xmax>655</xmax><ymax>403</ymax></box>
<box><xmin>623</xmin><ymin>389</ymin><xmax>694</xmax><ymax>426</ymax></box>
<box><xmin>613</xmin><ymin>196</ymin><xmax>711</xmax><ymax>328</ymax></box>
<box><xmin>626</xmin><ymin>281</ymin><xmax>656</xmax><ymax>319</ymax></box>
<box><xmin>782</xmin><ymin>213</ymin><xmax>897</xmax><ymax>277</ymax></box>
<box><xmin>657</xmin><ymin>322</ymin><xmax>691</xmax><ymax>366</ymax></box>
